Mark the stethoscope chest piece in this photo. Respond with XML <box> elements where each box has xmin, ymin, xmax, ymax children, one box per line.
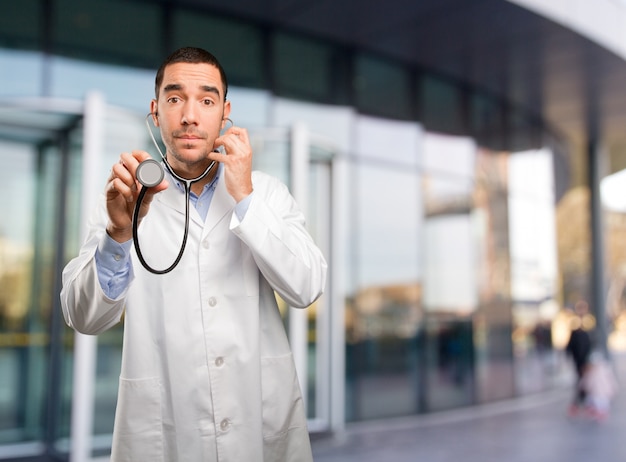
<box><xmin>136</xmin><ymin>158</ymin><xmax>165</xmax><ymax>188</ymax></box>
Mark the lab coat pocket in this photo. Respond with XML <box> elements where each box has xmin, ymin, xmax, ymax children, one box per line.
<box><xmin>261</xmin><ymin>354</ymin><xmax>311</xmax><ymax>461</ymax></box>
<box><xmin>261</xmin><ymin>353</ymin><xmax>308</xmax><ymax>433</ymax></box>
<box><xmin>111</xmin><ymin>376</ymin><xmax>163</xmax><ymax>462</ymax></box>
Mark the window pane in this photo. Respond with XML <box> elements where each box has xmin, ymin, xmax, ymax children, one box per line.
<box><xmin>422</xmin><ymin>132</ymin><xmax>475</xmax><ymax>178</ymax></box>
<box><xmin>470</xmin><ymin>92</ymin><xmax>505</xmax><ymax>150</ymax></box>
<box><xmin>508</xmin><ymin>149</ymin><xmax>560</xmax><ymax>394</ymax></box>
<box><xmin>49</xmin><ymin>56</ymin><xmax>154</xmax><ymax>112</ymax></box>
<box><xmin>0</xmin><ymin>141</ymin><xmax>38</xmax><ymax>444</ymax></box>
<box><xmin>354</xmin><ymin>54</ymin><xmax>413</xmax><ymax>120</ymax></box>
<box><xmin>421</xmin><ymin>134</ymin><xmax>479</xmax><ymax>411</ymax></box>
<box><xmin>0</xmin><ymin>0</ymin><xmax>41</xmax><ymax>50</ymax></box>
<box><xmin>53</xmin><ymin>0</ymin><xmax>161</xmax><ymax>67</ymax></box>
<box><xmin>419</xmin><ymin>75</ymin><xmax>464</xmax><ymax>135</ymax></box>
<box><xmin>354</xmin><ymin>115</ymin><xmax>421</xmax><ymax>166</ymax></box>
<box><xmin>423</xmin><ymin>214</ymin><xmax>476</xmax><ymax>312</ymax></box>
<box><xmin>173</xmin><ymin>11</ymin><xmax>265</xmax><ymax>89</ymax></box>
<box><xmin>473</xmin><ymin>147</ymin><xmax>515</xmax><ymax>403</ymax></box>
<box><xmin>346</xmin><ymin>163</ymin><xmax>422</xmax><ymax>421</ymax></box>
<box><xmin>0</xmin><ymin>140</ymin><xmax>69</xmax><ymax>446</ymax></box>
<box><xmin>273</xmin><ymin>33</ymin><xmax>333</xmax><ymax>102</ymax></box>
<box><xmin>0</xmin><ymin>49</ymin><xmax>44</xmax><ymax>98</ymax></box>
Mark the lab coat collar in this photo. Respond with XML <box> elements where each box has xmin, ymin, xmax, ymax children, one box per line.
<box><xmin>155</xmin><ymin>163</ymin><xmax>235</xmax><ymax>231</ymax></box>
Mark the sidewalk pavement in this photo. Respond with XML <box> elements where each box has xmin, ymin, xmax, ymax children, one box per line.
<box><xmin>311</xmin><ymin>353</ymin><xmax>626</xmax><ymax>462</ymax></box>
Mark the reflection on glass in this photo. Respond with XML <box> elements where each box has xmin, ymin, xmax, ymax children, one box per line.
<box><xmin>346</xmin><ymin>163</ymin><xmax>421</xmax><ymax>421</ymax></box>
<box><xmin>0</xmin><ymin>50</ymin><xmax>43</xmax><ymax>98</ymax></box>
<box><xmin>0</xmin><ymin>141</ymin><xmax>38</xmax><ymax>443</ymax></box>
<box><xmin>421</xmin><ymin>136</ymin><xmax>477</xmax><ymax>410</ymax></box>
<box><xmin>354</xmin><ymin>53</ymin><xmax>413</xmax><ymax>120</ymax></box>
<box><xmin>0</xmin><ymin>135</ymin><xmax>80</xmax><ymax>449</ymax></box>
<box><xmin>50</xmin><ymin>57</ymin><xmax>154</xmax><ymax>113</ymax></box>
<box><xmin>249</xmin><ymin>128</ymin><xmax>290</xmax><ymax>186</ymax></box>
<box><xmin>306</xmin><ymin>160</ymin><xmax>332</xmax><ymax>423</ymax></box>
<box><xmin>354</xmin><ymin>115</ymin><xmax>421</xmax><ymax>166</ymax></box>
<box><xmin>472</xmin><ymin>147</ymin><xmax>515</xmax><ymax>403</ymax></box>
<box><xmin>507</xmin><ymin>149</ymin><xmax>562</xmax><ymax>393</ymax></box>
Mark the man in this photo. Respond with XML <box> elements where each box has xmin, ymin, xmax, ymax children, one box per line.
<box><xmin>60</xmin><ymin>47</ymin><xmax>327</xmax><ymax>461</ymax></box>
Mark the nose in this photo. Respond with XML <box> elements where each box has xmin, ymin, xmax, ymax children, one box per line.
<box><xmin>181</xmin><ymin>101</ymin><xmax>197</xmax><ymax>125</ymax></box>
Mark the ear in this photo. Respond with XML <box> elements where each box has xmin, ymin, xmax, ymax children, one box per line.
<box><xmin>150</xmin><ymin>99</ymin><xmax>159</xmax><ymax>126</ymax></box>
<box><xmin>221</xmin><ymin>100</ymin><xmax>232</xmax><ymax>130</ymax></box>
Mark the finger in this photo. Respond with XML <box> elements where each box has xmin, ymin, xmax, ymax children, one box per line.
<box><xmin>216</xmin><ymin>131</ymin><xmax>248</xmax><ymax>155</ymax></box>
<box><xmin>111</xmin><ymin>161</ymin><xmax>135</xmax><ymax>185</ymax></box>
<box><xmin>119</xmin><ymin>151</ymin><xmax>144</xmax><ymax>178</ymax></box>
<box><xmin>107</xmin><ymin>176</ymin><xmax>136</xmax><ymax>202</ymax></box>
<box><xmin>222</xmin><ymin>126</ymin><xmax>248</xmax><ymax>146</ymax></box>
<box><xmin>131</xmin><ymin>150</ymin><xmax>154</xmax><ymax>164</ymax></box>
<box><xmin>233</xmin><ymin>127</ymin><xmax>249</xmax><ymax>144</ymax></box>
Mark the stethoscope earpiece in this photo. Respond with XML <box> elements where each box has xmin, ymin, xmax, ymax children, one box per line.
<box><xmin>220</xmin><ymin>117</ymin><xmax>233</xmax><ymax>135</ymax></box>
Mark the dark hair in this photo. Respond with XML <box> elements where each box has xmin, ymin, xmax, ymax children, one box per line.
<box><xmin>154</xmin><ymin>47</ymin><xmax>228</xmax><ymax>100</ymax></box>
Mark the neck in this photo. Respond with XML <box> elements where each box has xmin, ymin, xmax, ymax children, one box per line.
<box><xmin>164</xmin><ymin>157</ymin><xmax>219</xmax><ymax>194</ymax></box>
<box><xmin>189</xmin><ymin>165</ymin><xmax>218</xmax><ymax>195</ymax></box>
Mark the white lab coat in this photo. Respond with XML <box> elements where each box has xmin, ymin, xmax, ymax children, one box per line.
<box><xmin>60</xmin><ymin>170</ymin><xmax>327</xmax><ymax>462</ymax></box>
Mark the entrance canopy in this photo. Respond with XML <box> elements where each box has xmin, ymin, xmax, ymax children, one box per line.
<box><xmin>0</xmin><ymin>99</ymin><xmax>83</xmax><ymax>145</ymax></box>
<box><xmin>181</xmin><ymin>0</ymin><xmax>626</xmax><ymax>170</ymax></box>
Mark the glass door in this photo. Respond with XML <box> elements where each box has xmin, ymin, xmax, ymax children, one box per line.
<box><xmin>0</xmin><ymin>99</ymin><xmax>150</xmax><ymax>461</ymax></box>
<box><xmin>0</xmin><ymin>104</ymin><xmax>84</xmax><ymax>460</ymax></box>
<box><xmin>250</xmin><ymin>125</ymin><xmax>335</xmax><ymax>432</ymax></box>
<box><xmin>305</xmin><ymin>154</ymin><xmax>332</xmax><ymax>431</ymax></box>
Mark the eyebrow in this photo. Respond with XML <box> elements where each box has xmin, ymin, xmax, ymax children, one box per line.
<box><xmin>163</xmin><ymin>83</ymin><xmax>221</xmax><ymax>98</ymax></box>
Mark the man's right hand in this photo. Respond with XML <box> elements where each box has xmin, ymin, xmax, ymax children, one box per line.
<box><xmin>105</xmin><ymin>150</ymin><xmax>168</xmax><ymax>243</ymax></box>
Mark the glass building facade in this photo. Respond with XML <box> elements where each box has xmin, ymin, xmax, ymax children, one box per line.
<box><xmin>0</xmin><ymin>0</ymin><xmax>612</xmax><ymax>460</ymax></box>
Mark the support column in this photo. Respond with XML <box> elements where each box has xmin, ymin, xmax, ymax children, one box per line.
<box><xmin>587</xmin><ymin>136</ymin><xmax>609</xmax><ymax>357</ymax></box>
<box><xmin>70</xmin><ymin>92</ymin><xmax>105</xmax><ymax>462</ymax></box>
<box><xmin>290</xmin><ymin>122</ymin><xmax>310</xmax><ymax>412</ymax></box>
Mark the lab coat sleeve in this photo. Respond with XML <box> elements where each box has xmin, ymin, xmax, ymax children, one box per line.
<box><xmin>60</xmin><ymin>195</ymin><xmax>129</xmax><ymax>335</ymax></box>
<box><xmin>230</xmin><ymin>172</ymin><xmax>327</xmax><ymax>308</ymax></box>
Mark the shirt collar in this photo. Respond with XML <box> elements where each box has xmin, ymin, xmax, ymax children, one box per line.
<box><xmin>167</xmin><ymin>162</ymin><xmax>222</xmax><ymax>197</ymax></box>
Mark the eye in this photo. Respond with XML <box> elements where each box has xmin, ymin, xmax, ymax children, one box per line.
<box><xmin>202</xmin><ymin>98</ymin><xmax>215</xmax><ymax>106</ymax></box>
<box><xmin>167</xmin><ymin>97</ymin><xmax>181</xmax><ymax>104</ymax></box>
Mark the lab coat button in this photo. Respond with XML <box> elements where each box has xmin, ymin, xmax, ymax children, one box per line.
<box><xmin>208</xmin><ymin>297</ymin><xmax>217</xmax><ymax>307</ymax></box>
<box><xmin>202</xmin><ymin>239</ymin><xmax>209</xmax><ymax>249</ymax></box>
<box><xmin>215</xmin><ymin>357</ymin><xmax>224</xmax><ymax>367</ymax></box>
<box><xmin>220</xmin><ymin>418</ymin><xmax>231</xmax><ymax>431</ymax></box>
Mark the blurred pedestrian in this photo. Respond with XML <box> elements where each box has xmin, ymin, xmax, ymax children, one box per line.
<box><xmin>579</xmin><ymin>352</ymin><xmax>618</xmax><ymax>421</ymax></box>
<box><xmin>565</xmin><ymin>301</ymin><xmax>593</xmax><ymax>416</ymax></box>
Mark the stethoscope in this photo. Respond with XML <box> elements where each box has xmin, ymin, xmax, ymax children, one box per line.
<box><xmin>132</xmin><ymin>113</ymin><xmax>231</xmax><ymax>274</ymax></box>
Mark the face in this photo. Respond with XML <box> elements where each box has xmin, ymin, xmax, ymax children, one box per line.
<box><xmin>150</xmin><ymin>62</ymin><xmax>231</xmax><ymax>174</ymax></box>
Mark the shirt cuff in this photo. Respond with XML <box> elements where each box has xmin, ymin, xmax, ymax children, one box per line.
<box><xmin>234</xmin><ymin>191</ymin><xmax>254</xmax><ymax>222</ymax></box>
<box><xmin>95</xmin><ymin>234</ymin><xmax>133</xmax><ymax>299</ymax></box>
<box><xmin>96</xmin><ymin>234</ymin><xmax>132</xmax><ymax>272</ymax></box>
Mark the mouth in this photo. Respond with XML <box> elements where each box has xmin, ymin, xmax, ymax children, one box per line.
<box><xmin>173</xmin><ymin>128</ymin><xmax>206</xmax><ymax>141</ymax></box>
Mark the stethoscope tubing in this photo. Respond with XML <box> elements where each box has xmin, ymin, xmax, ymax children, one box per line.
<box><xmin>132</xmin><ymin>113</ymin><xmax>220</xmax><ymax>274</ymax></box>
<box><xmin>132</xmin><ymin>177</ymin><xmax>191</xmax><ymax>274</ymax></box>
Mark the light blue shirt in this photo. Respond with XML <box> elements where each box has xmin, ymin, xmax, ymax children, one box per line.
<box><xmin>95</xmin><ymin>164</ymin><xmax>253</xmax><ymax>299</ymax></box>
